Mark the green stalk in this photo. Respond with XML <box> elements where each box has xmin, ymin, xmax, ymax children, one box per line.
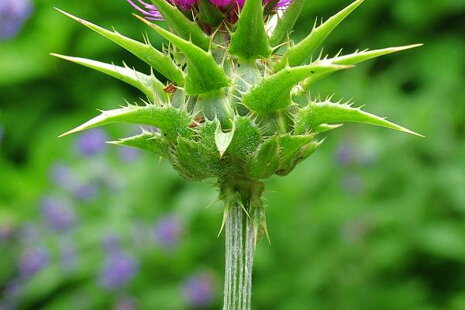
<box><xmin>223</xmin><ymin>201</ymin><xmax>256</xmax><ymax>310</ymax></box>
<box><xmin>220</xmin><ymin>179</ymin><xmax>264</xmax><ymax>310</ymax></box>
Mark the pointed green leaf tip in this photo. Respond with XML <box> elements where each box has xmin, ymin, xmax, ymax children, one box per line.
<box><xmin>150</xmin><ymin>0</ymin><xmax>211</xmax><ymax>51</ymax></box>
<box><xmin>136</xmin><ymin>15</ymin><xmax>230</xmax><ymax>95</ymax></box>
<box><xmin>108</xmin><ymin>131</ymin><xmax>169</xmax><ymax>158</ymax></box>
<box><xmin>229</xmin><ymin>0</ymin><xmax>271</xmax><ymax>60</ymax></box>
<box><xmin>275</xmin><ymin>0</ymin><xmax>365</xmax><ymax>71</ymax></box>
<box><xmin>60</xmin><ymin>105</ymin><xmax>192</xmax><ymax>140</ymax></box>
<box><xmin>55</xmin><ymin>8</ymin><xmax>185</xmax><ymax>85</ymax></box>
<box><xmin>270</xmin><ymin>0</ymin><xmax>305</xmax><ymax>47</ymax></box>
<box><xmin>243</xmin><ymin>64</ymin><xmax>352</xmax><ymax>114</ymax></box>
<box><xmin>296</xmin><ymin>44</ymin><xmax>423</xmax><ymax>95</ymax></box>
<box><xmin>51</xmin><ymin>54</ymin><xmax>168</xmax><ymax>104</ymax></box>
<box><xmin>294</xmin><ymin>100</ymin><xmax>423</xmax><ymax>137</ymax></box>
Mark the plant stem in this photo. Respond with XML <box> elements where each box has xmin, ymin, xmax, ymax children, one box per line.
<box><xmin>223</xmin><ymin>202</ymin><xmax>256</xmax><ymax>310</ymax></box>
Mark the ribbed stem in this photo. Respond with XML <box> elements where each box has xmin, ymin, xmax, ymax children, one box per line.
<box><xmin>223</xmin><ymin>202</ymin><xmax>256</xmax><ymax>310</ymax></box>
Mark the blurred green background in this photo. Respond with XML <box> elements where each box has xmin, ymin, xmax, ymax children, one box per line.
<box><xmin>1</xmin><ymin>0</ymin><xmax>464</xmax><ymax>309</ymax></box>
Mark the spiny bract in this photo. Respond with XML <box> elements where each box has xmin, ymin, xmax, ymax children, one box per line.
<box><xmin>53</xmin><ymin>0</ymin><xmax>421</xmax><ymax>236</ymax></box>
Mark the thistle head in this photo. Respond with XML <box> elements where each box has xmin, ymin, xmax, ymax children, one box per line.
<box><xmin>53</xmin><ymin>0</ymin><xmax>422</xmax><ymax>212</ymax></box>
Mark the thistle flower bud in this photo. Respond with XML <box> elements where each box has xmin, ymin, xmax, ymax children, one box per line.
<box><xmin>54</xmin><ymin>1</ymin><xmax>422</xmax><ymax>307</ymax></box>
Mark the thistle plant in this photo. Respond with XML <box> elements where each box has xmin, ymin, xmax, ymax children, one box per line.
<box><xmin>53</xmin><ymin>0</ymin><xmax>421</xmax><ymax>308</ymax></box>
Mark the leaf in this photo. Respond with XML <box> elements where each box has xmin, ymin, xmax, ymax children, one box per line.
<box><xmin>227</xmin><ymin>117</ymin><xmax>262</xmax><ymax>160</ymax></box>
<box><xmin>229</xmin><ymin>0</ymin><xmax>271</xmax><ymax>60</ymax></box>
<box><xmin>275</xmin><ymin>134</ymin><xmax>319</xmax><ymax>176</ymax></box>
<box><xmin>108</xmin><ymin>131</ymin><xmax>169</xmax><ymax>157</ymax></box>
<box><xmin>150</xmin><ymin>0</ymin><xmax>211</xmax><ymax>51</ymax></box>
<box><xmin>246</xmin><ymin>136</ymin><xmax>280</xmax><ymax>179</ymax></box>
<box><xmin>243</xmin><ymin>64</ymin><xmax>351</xmax><ymax>114</ymax></box>
<box><xmin>60</xmin><ymin>105</ymin><xmax>192</xmax><ymax>140</ymax></box>
<box><xmin>51</xmin><ymin>54</ymin><xmax>168</xmax><ymax>104</ymax></box>
<box><xmin>136</xmin><ymin>16</ymin><xmax>231</xmax><ymax>95</ymax></box>
<box><xmin>297</xmin><ymin>44</ymin><xmax>423</xmax><ymax>93</ymax></box>
<box><xmin>294</xmin><ymin>100</ymin><xmax>423</xmax><ymax>136</ymax></box>
<box><xmin>56</xmin><ymin>9</ymin><xmax>185</xmax><ymax>85</ymax></box>
<box><xmin>270</xmin><ymin>0</ymin><xmax>305</xmax><ymax>47</ymax></box>
<box><xmin>215</xmin><ymin>121</ymin><xmax>236</xmax><ymax>157</ymax></box>
<box><xmin>274</xmin><ymin>0</ymin><xmax>365</xmax><ymax>71</ymax></box>
<box><xmin>170</xmin><ymin>120</ymin><xmax>225</xmax><ymax>180</ymax></box>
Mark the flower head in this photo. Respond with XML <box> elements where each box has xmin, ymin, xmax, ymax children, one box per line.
<box><xmin>126</xmin><ymin>0</ymin><xmax>293</xmax><ymax>21</ymax></box>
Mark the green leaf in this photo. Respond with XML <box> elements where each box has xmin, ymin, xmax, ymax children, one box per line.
<box><xmin>229</xmin><ymin>0</ymin><xmax>271</xmax><ymax>61</ymax></box>
<box><xmin>215</xmin><ymin>121</ymin><xmax>236</xmax><ymax>157</ymax></box>
<box><xmin>297</xmin><ymin>44</ymin><xmax>423</xmax><ymax>93</ymax></box>
<box><xmin>294</xmin><ymin>100</ymin><xmax>423</xmax><ymax>136</ymax></box>
<box><xmin>199</xmin><ymin>0</ymin><xmax>225</xmax><ymax>27</ymax></box>
<box><xmin>276</xmin><ymin>134</ymin><xmax>319</xmax><ymax>176</ymax></box>
<box><xmin>51</xmin><ymin>54</ymin><xmax>168</xmax><ymax>104</ymax></box>
<box><xmin>150</xmin><ymin>0</ymin><xmax>211</xmax><ymax>51</ymax></box>
<box><xmin>60</xmin><ymin>105</ymin><xmax>192</xmax><ymax>140</ymax></box>
<box><xmin>228</xmin><ymin>117</ymin><xmax>262</xmax><ymax>160</ymax></box>
<box><xmin>137</xmin><ymin>16</ymin><xmax>230</xmax><ymax>95</ymax></box>
<box><xmin>56</xmin><ymin>9</ymin><xmax>185</xmax><ymax>85</ymax></box>
<box><xmin>243</xmin><ymin>64</ymin><xmax>351</xmax><ymax>114</ymax></box>
<box><xmin>246</xmin><ymin>136</ymin><xmax>280</xmax><ymax>179</ymax></box>
<box><xmin>275</xmin><ymin>0</ymin><xmax>365</xmax><ymax>71</ymax></box>
<box><xmin>174</xmin><ymin>138</ymin><xmax>221</xmax><ymax>180</ymax></box>
<box><xmin>108</xmin><ymin>131</ymin><xmax>169</xmax><ymax>157</ymax></box>
<box><xmin>173</xmin><ymin>123</ymin><xmax>222</xmax><ymax>180</ymax></box>
<box><xmin>269</xmin><ymin>0</ymin><xmax>305</xmax><ymax>47</ymax></box>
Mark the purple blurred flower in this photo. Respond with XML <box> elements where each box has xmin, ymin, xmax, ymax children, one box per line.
<box><xmin>49</xmin><ymin>162</ymin><xmax>78</xmax><ymax>191</ymax></box>
<box><xmin>99</xmin><ymin>252</ymin><xmax>138</xmax><ymax>290</ymax></box>
<box><xmin>76</xmin><ymin>128</ymin><xmax>108</xmax><ymax>156</ymax></box>
<box><xmin>118</xmin><ymin>147</ymin><xmax>141</xmax><ymax>163</ymax></box>
<box><xmin>154</xmin><ymin>215</ymin><xmax>182</xmax><ymax>249</ymax></box>
<box><xmin>1</xmin><ymin>281</ymin><xmax>22</xmax><ymax>309</ymax></box>
<box><xmin>19</xmin><ymin>246</ymin><xmax>49</xmax><ymax>278</ymax></box>
<box><xmin>336</xmin><ymin>141</ymin><xmax>355</xmax><ymax>167</ymax></box>
<box><xmin>100</xmin><ymin>235</ymin><xmax>138</xmax><ymax>290</ymax></box>
<box><xmin>73</xmin><ymin>182</ymin><xmax>99</xmax><ymax>201</ymax></box>
<box><xmin>0</xmin><ymin>0</ymin><xmax>32</xmax><ymax>39</ymax></box>
<box><xmin>40</xmin><ymin>196</ymin><xmax>76</xmax><ymax>232</ymax></box>
<box><xmin>182</xmin><ymin>272</ymin><xmax>216</xmax><ymax>308</ymax></box>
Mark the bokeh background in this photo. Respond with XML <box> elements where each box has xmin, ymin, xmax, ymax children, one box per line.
<box><xmin>1</xmin><ymin>0</ymin><xmax>464</xmax><ymax>309</ymax></box>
